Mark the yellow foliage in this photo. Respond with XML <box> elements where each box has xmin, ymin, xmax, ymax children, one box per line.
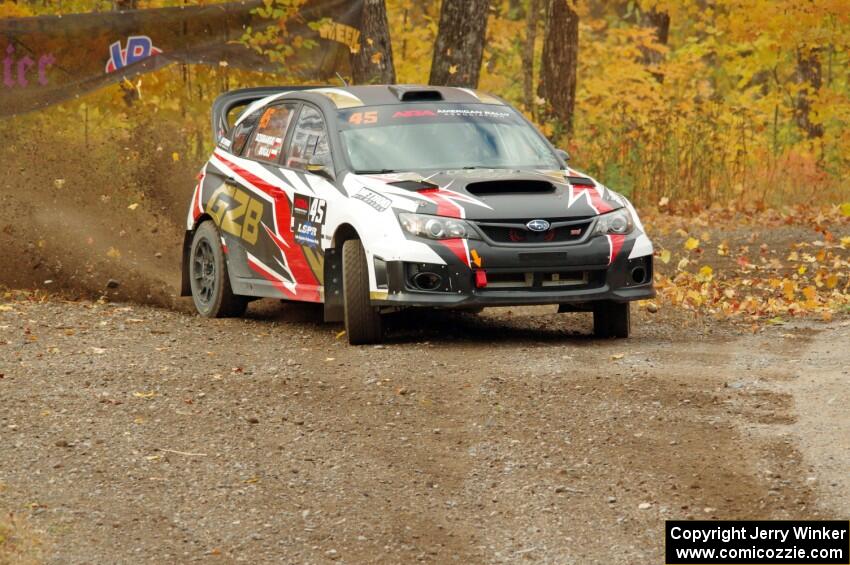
<box><xmin>782</xmin><ymin>280</ymin><xmax>795</xmax><ymax>302</ymax></box>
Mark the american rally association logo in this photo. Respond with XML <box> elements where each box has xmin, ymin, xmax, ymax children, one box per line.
<box><xmin>105</xmin><ymin>35</ymin><xmax>162</xmax><ymax>73</ymax></box>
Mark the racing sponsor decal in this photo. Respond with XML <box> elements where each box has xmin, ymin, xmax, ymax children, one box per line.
<box><xmin>353</xmin><ymin>187</ymin><xmax>392</xmax><ymax>211</ymax></box>
<box><xmin>436</xmin><ymin>108</ymin><xmax>510</xmax><ymax>119</ymax></box>
<box><xmin>292</xmin><ymin>194</ymin><xmax>326</xmax><ymax>248</ymax></box>
<box><xmin>206</xmin><ymin>183</ymin><xmax>264</xmax><ymax>245</ymax></box>
<box><xmin>105</xmin><ymin>35</ymin><xmax>162</xmax><ymax>73</ymax></box>
<box><xmin>293</xmin><ymin>194</ymin><xmax>310</xmax><ymax>216</ymax></box>
<box><xmin>392</xmin><ymin>109</ymin><xmax>436</xmax><ymax>118</ymax></box>
<box><xmin>253</xmin><ymin>132</ymin><xmax>283</xmax><ymax>159</ymax></box>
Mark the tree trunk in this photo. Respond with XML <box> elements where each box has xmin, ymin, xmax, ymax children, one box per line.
<box><xmin>351</xmin><ymin>0</ymin><xmax>396</xmax><ymax>85</ymax></box>
<box><xmin>429</xmin><ymin>0</ymin><xmax>490</xmax><ymax>88</ymax></box>
<box><xmin>538</xmin><ymin>0</ymin><xmax>579</xmax><ymax>132</ymax></box>
<box><xmin>522</xmin><ymin>0</ymin><xmax>540</xmax><ymax>117</ymax></box>
<box><xmin>640</xmin><ymin>8</ymin><xmax>669</xmax><ymax>82</ymax></box>
<box><xmin>795</xmin><ymin>47</ymin><xmax>823</xmax><ymax>139</ymax></box>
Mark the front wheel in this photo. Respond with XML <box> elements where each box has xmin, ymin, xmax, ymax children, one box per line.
<box><xmin>342</xmin><ymin>239</ymin><xmax>383</xmax><ymax>345</ymax></box>
<box><xmin>593</xmin><ymin>301</ymin><xmax>630</xmax><ymax>338</ymax></box>
<box><xmin>189</xmin><ymin>221</ymin><xmax>248</xmax><ymax>318</ymax></box>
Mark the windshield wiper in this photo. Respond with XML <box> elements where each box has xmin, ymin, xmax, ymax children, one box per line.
<box><xmin>355</xmin><ymin>168</ymin><xmax>397</xmax><ymax>174</ymax></box>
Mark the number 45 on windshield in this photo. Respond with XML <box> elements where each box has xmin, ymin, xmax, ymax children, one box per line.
<box><xmin>348</xmin><ymin>111</ymin><xmax>378</xmax><ymax>125</ymax></box>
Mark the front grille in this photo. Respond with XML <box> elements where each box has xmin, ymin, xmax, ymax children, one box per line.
<box><xmin>474</xmin><ymin>218</ymin><xmax>593</xmax><ymax>245</ymax></box>
<box><xmin>480</xmin><ymin>269</ymin><xmax>605</xmax><ymax>290</ymax></box>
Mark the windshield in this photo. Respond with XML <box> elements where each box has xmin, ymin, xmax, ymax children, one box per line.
<box><xmin>338</xmin><ymin>103</ymin><xmax>561</xmax><ymax>172</ymax></box>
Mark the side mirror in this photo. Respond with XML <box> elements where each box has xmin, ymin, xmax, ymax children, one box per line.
<box><xmin>555</xmin><ymin>149</ymin><xmax>570</xmax><ymax>163</ymax></box>
<box><xmin>306</xmin><ymin>155</ymin><xmax>335</xmax><ymax>181</ymax></box>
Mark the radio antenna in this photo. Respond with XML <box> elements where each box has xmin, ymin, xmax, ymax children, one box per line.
<box><xmin>335</xmin><ymin>72</ymin><xmax>349</xmax><ymax>87</ymax></box>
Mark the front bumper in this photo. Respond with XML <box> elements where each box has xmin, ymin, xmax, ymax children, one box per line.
<box><xmin>371</xmin><ymin>235</ymin><xmax>655</xmax><ymax>308</ymax></box>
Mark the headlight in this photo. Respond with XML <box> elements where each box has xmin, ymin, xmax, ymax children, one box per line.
<box><xmin>593</xmin><ymin>207</ymin><xmax>634</xmax><ymax>236</ymax></box>
<box><xmin>398</xmin><ymin>213</ymin><xmax>481</xmax><ymax>240</ymax></box>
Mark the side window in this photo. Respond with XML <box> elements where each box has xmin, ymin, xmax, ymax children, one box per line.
<box><xmin>245</xmin><ymin>103</ymin><xmax>298</xmax><ymax>163</ymax></box>
<box><xmin>229</xmin><ymin>108</ymin><xmax>262</xmax><ymax>156</ymax></box>
<box><xmin>286</xmin><ymin>106</ymin><xmax>331</xmax><ymax>171</ymax></box>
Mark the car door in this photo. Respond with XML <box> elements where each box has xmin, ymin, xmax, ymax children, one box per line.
<box><xmin>205</xmin><ymin>101</ymin><xmax>312</xmax><ymax>299</ymax></box>
<box><xmin>278</xmin><ymin>104</ymin><xmax>336</xmax><ymax>294</ymax></box>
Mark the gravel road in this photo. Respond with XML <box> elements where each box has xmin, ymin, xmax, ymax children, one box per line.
<box><xmin>1</xmin><ymin>297</ymin><xmax>847</xmax><ymax>563</ymax></box>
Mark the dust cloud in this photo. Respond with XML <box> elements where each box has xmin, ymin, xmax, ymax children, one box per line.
<box><xmin>0</xmin><ymin>114</ymin><xmax>200</xmax><ymax>310</ymax></box>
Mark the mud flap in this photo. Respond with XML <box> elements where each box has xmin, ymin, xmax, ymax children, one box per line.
<box><xmin>323</xmin><ymin>247</ymin><xmax>344</xmax><ymax>322</ymax></box>
<box><xmin>180</xmin><ymin>231</ymin><xmax>193</xmax><ymax>296</ymax></box>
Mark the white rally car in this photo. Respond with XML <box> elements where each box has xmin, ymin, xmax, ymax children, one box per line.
<box><xmin>181</xmin><ymin>85</ymin><xmax>655</xmax><ymax>344</ymax></box>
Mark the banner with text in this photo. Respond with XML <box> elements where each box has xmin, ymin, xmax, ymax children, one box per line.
<box><xmin>0</xmin><ymin>0</ymin><xmax>363</xmax><ymax>116</ymax></box>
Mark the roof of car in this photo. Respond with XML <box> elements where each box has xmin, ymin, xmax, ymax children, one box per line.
<box><xmin>293</xmin><ymin>84</ymin><xmax>505</xmax><ymax>109</ymax></box>
<box><xmin>230</xmin><ymin>85</ymin><xmax>508</xmax><ymax>130</ymax></box>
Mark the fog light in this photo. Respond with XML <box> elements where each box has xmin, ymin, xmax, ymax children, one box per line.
<box><xmin>631</xmin><ymin>266</ymin><xmax>647</xmax><ymax>284</ymax></box>
<box><xmin>411</xmin><ymin>271</ymin><xmax>443</xmax><ymax>291</ymax></box>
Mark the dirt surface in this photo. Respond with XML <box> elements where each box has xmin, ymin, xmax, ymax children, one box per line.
<box><xmin>1</xmin><ymin>296</ymin><xmax>847</xmax><ymax>563</ymax></box>
<box><xmin>775</xmin><ymin>325</ymin><xmax>850</xmax><ymax>517</ymax></box>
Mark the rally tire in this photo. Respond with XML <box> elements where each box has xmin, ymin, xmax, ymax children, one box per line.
<box><xmin>342</xmin><ymin>239</ymin><xmax>384</xmax><ymax>345</ymax></box>
<box><xmin>189</xmin><ymin>221</ymin><xmax>248</xmax><ymax>318</ymax></box>
<box><xmin>593</xmin><ymin>301</ymin><xmax>630</xmax><ymax>339</ymax></box>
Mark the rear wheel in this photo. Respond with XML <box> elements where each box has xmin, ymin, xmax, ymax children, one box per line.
<box><xmin>593</xmin><ymin>301</ymin><xmax>630</xmax><ymax>338</ymax></box>
<box><xmin>342</xmin><ymin>239</ymin><xmax>383</xmax><ymax>345</ymax></box>
<box><xmin>189</xmin><ymin>221</ymin><xmax>248</xmax><ymax>318</ymax></box>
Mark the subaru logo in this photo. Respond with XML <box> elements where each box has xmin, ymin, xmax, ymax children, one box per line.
<box><xmin>526</xmin><ymin>219</ymin><xmax>550</xmax><ymax>232</ymax></box>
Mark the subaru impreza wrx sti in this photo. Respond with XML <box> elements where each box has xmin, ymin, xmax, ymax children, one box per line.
<box><xmin>181</xmin><ymin>85</ymin><xmax>655</xmax><ymax>344</ymax></box>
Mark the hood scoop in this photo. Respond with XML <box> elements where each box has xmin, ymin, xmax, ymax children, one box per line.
<box><xmin>567</xmin><ymin>176</ymin><xmax>595</xmax><ymax>186</ymax></box>
<box><xmin>388</xmin><ymin>179</ymin><xmax>440</xmax><ymax>191</ymax></box>
<box><xmin>466</xmin><ymin>179</ymin><xmax>556</xmax><ymax>196</ymax></box>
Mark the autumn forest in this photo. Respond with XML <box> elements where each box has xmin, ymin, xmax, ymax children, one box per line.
<box><xmin>0</xmin><ymin>0</ymin><xmax>848</xmax><ymax>321</ymax></box>
<box><xmin>3</xmin><ymin>0</ymin><xmax>850</xmax><ymax>208</ymax></box>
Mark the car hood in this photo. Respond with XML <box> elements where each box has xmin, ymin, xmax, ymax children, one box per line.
<box><xmin>349</xmin><ymin>168</ymin><xmax>627</xmax><ymax>221</ymax></box>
